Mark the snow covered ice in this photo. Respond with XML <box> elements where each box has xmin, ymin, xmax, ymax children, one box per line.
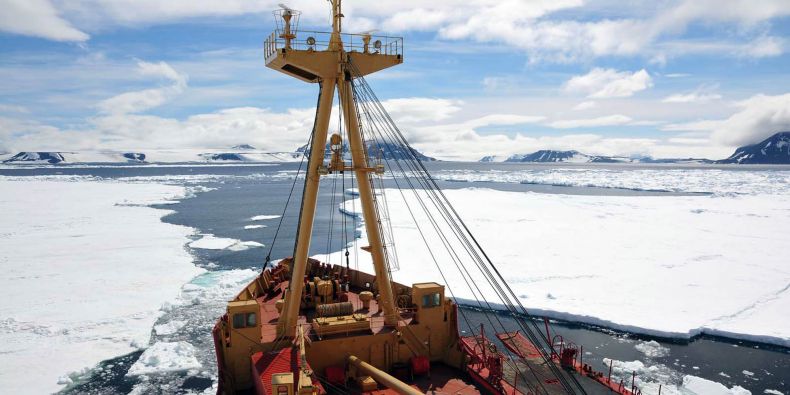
<box><xmin>189</xmin><ymin>234</ymin><xmax>264</xmax><ymax>251</ymax></box>
<box><xmin>602</xmin><ymin>357</ymin><xmax>751</xmax><ymax>395</ymax></box>
<box><xmin>0</xmin><ymin>179</ymin><xmax>204</xmax><ymax>393</ymax></box>
<box><xmin>433</xmin><ymin>167</ymin><xmax>790</xmax><ymax>196</ymax></box>
<box><xmin>250</xmin><ymin>214</ymin><xmax>281</xmax><ymax>221</ymax></box>
<box><xmin>328</xmin><ymin>187</ymin><xmax>790</xmax><ymax>347</ymax></box>
<box><xmin>126</xmin><ymin>341</ymin><xmax>201</xmax><ymax>376</ymax></box>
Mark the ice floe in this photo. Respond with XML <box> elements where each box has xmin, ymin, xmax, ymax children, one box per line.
<box><xmin>250</xmin><ymin>214</ymin><xmax>281</xmax><ymax>221</ymax></box>
<box><xmin>188</xmin><ymin>234</ymin><xmax>264</xmax><ymax>251</ymax></box>
<box><xmin>603</xmin><ymin>357</ymin><xmax>751</xmax><ymax>395</ymax></box>
<box><xmin>0</xmin><ymin>180</ymin><xmax>203</xmax><ymax>394</ymax></box>
<box><xmin>329</xmin><ymin>188</ymin><xmax>790</xmax><ymax>347</ymax></box>
<box><xmin>154</xmin><ymin>320</ymin><xmax>187</xmax><ymax>336</ymax></box>
<box><xmin>635</xmin><ymin>340</ymin><xmax>670</xmax><ymax>358</ymax></box>
<box><xmin>126</xmin><ymin>341</ymin><xmax>201</xmax><ymax>376</ymax></box>
<box><xmin>244</xmin><ymin>224</ymin><xmax>267</xmax><ymax>229</ymax></box>
<box><xmin>433</xmin><ymin>167</ymin><xmax>790</xmax><ymax>196</ymax></box>
<box><xmin>682</xmin><ymin>375</ymin><xmax>751</xmax><ymax>394</ymax></box>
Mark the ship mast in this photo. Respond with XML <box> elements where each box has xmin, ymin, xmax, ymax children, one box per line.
<box><xmin>265</xmin><ymin>0</ymin><xmax>403</xmax><ymax>337</ymax></box>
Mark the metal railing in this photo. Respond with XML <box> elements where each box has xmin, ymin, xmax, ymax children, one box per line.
<box><xmin>264</xmin><ymin>29</ymin><xmax>403</xmax><ymax>60</ymax></box>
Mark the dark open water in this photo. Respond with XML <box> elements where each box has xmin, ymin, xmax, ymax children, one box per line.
<box><xmin>1</xmin><ymin>162</ymin><xmax>787</xmax><ymax>394</ymax></box>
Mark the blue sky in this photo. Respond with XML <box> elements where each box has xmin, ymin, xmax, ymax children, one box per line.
<box><xmin>1</xmin><ymin>0</ymin><xmax>790</xmax><ymax>160</ymax></box>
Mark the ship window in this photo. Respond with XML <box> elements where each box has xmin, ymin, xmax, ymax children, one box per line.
<box><xmin>246</xmin><ymin>312</ymin><xmax>257</xmax><ymax>327</ymax></box>
<box><xmin>233</xmin><ymin>313</ymin><xmax>245</xmax><ymax>329</ymax></box>
<box><xmin>277</xmin><ymin>385</ymin><xmax>289</xmax><ymax>395</ymax></box>
<box><xmin>422</xmin><ymin>292</ymin><xmax>441</xmax><ymax>308</ymax></box>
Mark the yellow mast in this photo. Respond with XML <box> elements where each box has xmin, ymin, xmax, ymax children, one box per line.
<box><xmin>267</xmin><ymin>0</ymin><xmax>403</xmax><ymax>337</ymax></box>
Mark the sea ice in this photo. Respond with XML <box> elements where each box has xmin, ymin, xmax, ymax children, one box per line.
<box><xmin>154</xmin><ymin>320</ymin><xmax>187</xmax><ymax>336</ymax></box>
<box><xmin>635</xmin><ymin>340</ymin><xmax>670</xmax><ymax>358</ymax></box>
<box><xmin>125</xmin><ymin>341</ymin><xmax>201</xmax><ymax>376</ymax></box>
<box><xmin>189</xmin><ymin>234</ymin><xmax>264</xmax><ymax>251</ymax></box>
<box><xmin>682</xmin><ymin>375</ymin><xmax>751</xmax><ymax>394</ymax></box>
<box><xmin>328</xmin><ymin>188</ymin><xmax>790</xmax><ymax>346</ymax></box>
<box><xmin>0</xmin><ymin>180</ymin><xmax>203</xmax><ymax>394</ymax></box>
<box><xmin>250</xmin><ymin>214</ymin><xmax>281</xmax><ymax>221</ymax></box>
<box><xmin>189</xmin><ymin>234</ymin><xmax>240</xmax><ymax>249</ymax></box>
<box><xmin>433</xmin><ymin>167</ymin><xmax>790</xmax><ymax>196</ymax></box>
<box><xmin>603</xmin><ymin>357</ymin><xmax>750</xmax><ymax>395</ymax></box>
<box><xmin>244</xmin><ymin>224</ymin><xmax>267</xmax><ymax>229</ymax></box>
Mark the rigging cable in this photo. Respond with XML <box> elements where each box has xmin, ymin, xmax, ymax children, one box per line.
<box><xmin>347</xmin><ymin>60</ymin><xmax>585</xmax><ymax>394</ymax></box>
<box><xmin>348</xmin><ymin>73</ymin><xmax>548</xmax><ymax>395</ymax></box>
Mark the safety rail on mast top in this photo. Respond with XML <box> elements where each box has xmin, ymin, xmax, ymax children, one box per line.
<box><xmin>263</xmin><ymin>7</ymin><xmax>403</xmax><ymax>82</ymax></box>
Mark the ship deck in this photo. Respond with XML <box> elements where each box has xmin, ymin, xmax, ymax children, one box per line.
<box><xmin>359</xmin><ymin>364</ymin><xmax>480</xmax><ymax>394</ymax></box>
<box><xmin>223</xmin><ymin>263</ymin><xmax>634</xmax><ymax>395</ymax></box>
<box><xmin>257</xmin><ymin>280</ymin><xmax>412</xmax><ymax>343</ymax></box>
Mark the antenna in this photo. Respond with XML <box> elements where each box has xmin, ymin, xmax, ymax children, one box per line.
<box><xmin>273</xmin><ymin>3</ymin><xmax>300</xmax><ymax>49</ymax></box>
<box><xmin>361</xmin><ymin>30</ymin><xmax>379</xmax><ymax>54</ymax></box>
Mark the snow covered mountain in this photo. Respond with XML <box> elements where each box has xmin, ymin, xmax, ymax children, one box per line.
<box><xmin>296</xmin><ymin>141</ymin><xmax>436</xmax><ymax>161</ymax></box>
<box><xmin>230</xmin><ymin>144</ymin><xmax>256</xmax><ymax>150</ymax></box>
<box><xmin>493</xmin><ymin>150</ymin><xmax>631</xmax><ymax>163</ymax></box>
<box><xmin>482</xmin><ymin>150</ymin><xmax>715</xmax><ymax>164</ymax></box>
<box><xmin>1</xmin><ymin>149</ymin><xmax>304</xmax><ymax>165</ymax></box>
<box><xmin>717</xmin><ymin>132</ymin><xmax>790</xmax><ymax>164</ymax></box>
<box><xmin>3</xmin><ymin>152</ymin><xmax>67</xmax><ymax>164</ymax></box>
<box><xmin>479</xmin><ymin>155</ymin><xmax>502</xmax><ymax>162</ymax></box>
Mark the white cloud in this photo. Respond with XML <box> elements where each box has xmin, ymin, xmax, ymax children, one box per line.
<box><xmin>564</xmin><ymin>68</ymin><xmax>653</xmax><ymax>98</ymax></box>
<box><xmin>662</xmin><ymin>120</ymin><xmax>723</xmax><ymax>132</ymax></box>
<box><xmin>712</xmin><ymin>93</ymin><xmax>790</xmax><ymax>145</ymax></box>
<box><xmin>662</xmin><ymin>86</ymin><xmax>722</xmax><ymax>103</ymax></box>
<box><xmin>0</xmin><ymin>0</ymin><xmax>88</xmax><ymax>41</ymax></box>
<box><xmin>739</xmin><ymin>35</ymin><xmax>784</xmax><ymax>58</ymax></box>
<box><xmin>662</xmin><ymin>93</ymin><xmax>790</xmax><ymax>146</ymax></box>
<box><xmin>0</xmin><ymin>92</ymin><xmax>740</xmax><ymax>161</ymax></box>
<box><xmin>572</xmin><ymin>101</ymin><xmax>597</xmax><ymax>111</ymax></box>
<box><xmin>663</xmin><ymin>93</ymin><xmax>722</xmax><ymax>103</ymax></box>
<box><xmin>548</xmin><ymin>114</ymin><xmax>633</xmax><ymax>129</ymax></box>
<box><xmin>97</xmin><ymin>61</ymin><xmax>188</xmax><ymax>114</ymax></box>
<box><xmin>381</xmin><ymin>97</ymin><xmax>461</xmax><ymax>123</ymax></box>
<box><xmin>375</xmin><ymin>0</ymin><xmax>790</xmax><ymax>62</ymax></box>
<box><xmin>5</xmin><ymin>0</ymin><xmax>786</xmax><ymax>63</ymax></box>
<box><xmin>0</xmin><ymin>104</ymin><xmax>29</xmax><ymax>114</ymax></box>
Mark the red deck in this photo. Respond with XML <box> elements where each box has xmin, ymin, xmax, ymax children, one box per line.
<box><xmin>497</xmin><ymin>331</ymin><xmax>637</xmax><ymax>395</ymax></box>
<box><xmin>251</xmin><ymin>347</ymin><xmax>325</xmax><ymax>395</ymax></box>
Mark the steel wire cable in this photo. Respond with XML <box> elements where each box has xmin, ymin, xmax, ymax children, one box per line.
<box><xmin>349</xmin><ymin>77</ymin><xmax>550</xmax><ymax>395</ymax></box>
<box><xmin>346</xmin><ymin>61</ymin><xmax>585</xmax><ymax>394</ymax></box>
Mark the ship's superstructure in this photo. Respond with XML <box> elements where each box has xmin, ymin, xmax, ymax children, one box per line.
<box><xmin>213</xmin><ymin>2</ymin><xmax>647</xmax><ymax>394</ymax></box>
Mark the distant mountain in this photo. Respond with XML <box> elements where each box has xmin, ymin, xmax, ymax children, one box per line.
<box><xmin>482</xmin><ymin>149</ymin><xmax>723</xmax><ymax>164</ymax></box>
<box><xmin>1</xmin><ymin>150</ymin><xmax>304</xmax><ymax>164</ymax></box>
<box><xmin>3</xmin><ymin>152</ymin><xmax>66</xmax><ymax>164</ymax></box>
<box><xmin>231</xmin><ymin>144</ymin><xmax>256</xmax><ymax>150</ymax></box>
<box><xmin>497</xmin><ymin>150</ymin><xmax>631</xmax><ymax>163</ymax></box>
<box><xmin>122</xmin><ymin>152</ymin><xmax>146</xmax><ymax>162</ymax></box>
<box><xmin>203</xmin><ymin>153</ymin><xmax>245</xmax><ymax>161</ymax></box>
<box><xmin>717</xmin><ymin>132</ymin><xmax>790</xmax><ymax>164</ymax></box>
<box><xmin>479</xmin><ymin>155</ymin><xmax>501</xmax><ymax>163</ymax></box>
<box><xmin>639</xmin><ymin>157</ymin><xmax>714</xmax><ymax>164</ymax></box>
<box><xmin>296</xmin><ymin>141</ymin><xmax>436</xmax><ymax>162</ymax></box>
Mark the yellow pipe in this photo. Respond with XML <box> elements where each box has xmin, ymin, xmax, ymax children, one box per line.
<box><xmin>347</xmin><ymin>355</ymin><xmax>422</xmax><ymax>395</ymax></box>
<box><xmin>278</xmin><ymin>78</ymin><xmax>337</xmax><ymax>337</ymax></box>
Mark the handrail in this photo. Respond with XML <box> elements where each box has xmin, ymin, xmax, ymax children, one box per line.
<box><xmin>264</xmin><ymin>29</ymin><xmax>403</xmax><ymax>57</ymax></box>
